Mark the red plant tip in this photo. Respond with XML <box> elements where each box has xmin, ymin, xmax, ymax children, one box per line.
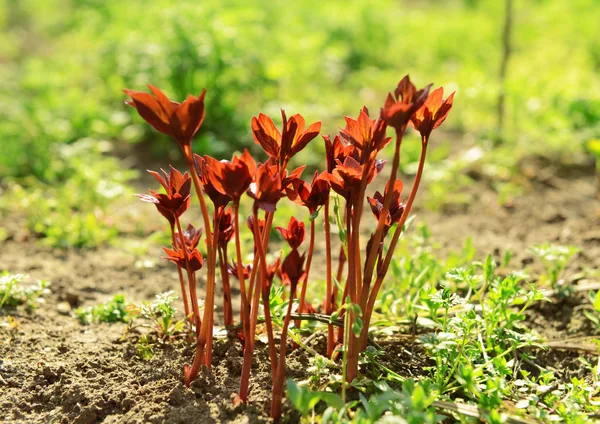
<box><xmin>281</xmin><ymin>165</ymin><xmax>307</xmax><ymax>191</ymax></box>
<box><xmin>382</xmin><ymin>75</ymin><xmax>432</xmax><ymax>132</ymax></box>
<box><xmin>136</xmin><ymin>167</ymin><xmax>192</xmax><ymax>224</ymax></box>
<box><xmin>410</xmin><ymin>87</ymin><xmax>455</xmax><ymax>140</ymax></box>
<box><xmin>340</xmin><ymin>107</ymin><xmax>390</xmax><ymax>158</ymax></box>
<box><xmin>367</xmin><ymin>179</ymin><xmax>405</xmax><ymax>229</ymax></box>
<box><xmin>325</xmin><ymin>156</ymin><xmax>384</xmax><ymax>200</ymax></box>
<box><xmin>251</xmin><ymin>111</ymin><xmax>321</xmax><ymax>165</ymax></box>
<box><xmin>281</xmin><ymin>249</ymin><xmax>306</xmax><ymax>289</ymax></box>
<box><xmin>232</xmin><ymin>394</ymin><xmax>244</xmax><ymax>406</ymax></box>
<box><xmin>287</xmin><ymin>171</ymin><xmax>331</xmax><ymax>213</ymax></box>
<box><xmin>276</xmin><ymin>217</ymin><xmax>306</xmax><ymax>249</ymax></box>
<box><xmin>200</xmin><ymin>149</ymin><xmax>256</xmax><ymax>202</ymax></box>
<box><xmin>174</xmin><ymin>223</ymin><xmax>203</xmax><ymax>250</ymax></box>
<box><xmin>227</xmin><ymin>262</ymin><xmax>252</xmax><ymax>280</ymax></box>
<box><xmin>247</xmin><ymin>162</ymin><xmax>285</xmax><ymax>212</ymax></box>
<box><xmin>246</xmin><ymin>215</ymin><xmax>266</xmax><ymax>237</ymax></box>
<box><xmin>193</xmin><ymin>154</ymin><xmax>232</xmax><ymax>209</ymax></box>
<box><xmin>263</xmin><ymin>257</ymin><xmax>282</xmax><ymax>295</ymax></box>
<box><xmin>299</xmin><ymin>300</ymin><xmax>316</xmax><ymax>314</ymax></box>
<box><xmin>217</xmin><ymin>207</ymin><xmax>235</xmax><ymax>248</ymax></box>
<box><xmin>123</xmin><ymin>85</ymin><xmax>206</xmax><ymax>153</ymax></box>
<box><xmin>323</xmin><ymin>135</ymin><xmax>360</xmax><ymax>172</ymax></box>
<box><xmin>267</xmin><ymin>257</ymin><xmax>281</xmax><ymax>283</ymax></box>
<box><xmin>163</xmin><ymin>246</ymin><xmax>204</xmax><ymax>272</ymax></box>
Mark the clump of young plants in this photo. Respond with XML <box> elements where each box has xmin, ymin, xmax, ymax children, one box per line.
<box><xmin>125</xmin><ymin>75</ymin><xmax>454</xmax><ymax>419</ymax></box>
<box><xmin>0</xmin><ymin>272</ymin><xmax>50</xmax><ymax>310</ymax></box>
<box><xmin>133</xmin><ymin>291</ymin><xmax>187</xmax><ymax>340</ymax></box>
<box><xmin>75</xmin><ymin>294</ymin><xmax>131</xmax><ymax>324</ymax></box>
<box><xmin>529</xmin><ymin>242</ymin><xmax>580</xmax><ymax>297</ymax></box>
<box><xmin>127</xmin><ymin>291</ymin><xmax>188</xmax><ymax>360</ymax></box>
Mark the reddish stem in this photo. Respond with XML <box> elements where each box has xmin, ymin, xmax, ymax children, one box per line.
<box><xmin>233</xmin><ymin>202</ymin><xmax>250</xmax><ymax>326</ymax></box>
<box><xmin>170</xmin><ymin>223</ymin><xmax>191</xmax><ymax>322</ymax></box>
<box><xmin>218</xmin><ymin>245</ymin><xmax>234</xmax><ymax>327</ymax></box>
<box><xmin>361</xmin><ymin>139</ymin><xmax>428</xmax><ymax>350</ymax></box>
<box><xmin>183</xmin><ymin>153</ymin><xmax>218</xmax><ymax>385</ymax></box>
<box><xmin>204</xmin><ymin>212</ymin><xmax>222</xmax><ymax>367</ymax></box>
<box><xmin>174</xmin><ymin>216</ymin><xmax>201</xmax><ymax>333</ymax></box>
<box><xmin>252</xmin><ymin>208</ymin><xmax>278</xmax><ymax>379</ymax></box>
<box><xmin>346</xmin><ymin>127</ymin><xmax>408</xmax><ymax>383</ymax></box>
<box><xmin>323</xmin><ymin>200</ymin><xmax>335</xmax><ymax>357</ymax></box>
<box><xmin>361</xmin><ymin>126</ymin><xmax>406</xmax><ymax>307</ymax></box>
<box><xmin>296</xmin><ymin>218</ymin><xmax>315</xmax><ymax>328</ymax></box>
<box><xmin>238</xmin><ymin>211</ymin><xmax>275</xmax><ymax>402</ymax></box>
<box><xmin>270</xmin><ymin>280</ymin><xmax>298</xmax><ymax>420</ymax></box>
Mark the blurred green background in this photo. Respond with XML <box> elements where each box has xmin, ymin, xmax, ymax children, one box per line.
<box><xmin>0</xmin><ymin>0</ymin><xmax>598</xmax><ymax>247</ymax></box>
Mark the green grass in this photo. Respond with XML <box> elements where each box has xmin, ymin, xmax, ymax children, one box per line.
<box><xmin>1</xmin><ymin>0</ymin><xmax>598</xmax><ymax>246</ymax></box>
<box><xmin>286</xmin><ymin>226</ymin><xmax>598</xmax><ymax>423</ymax></box>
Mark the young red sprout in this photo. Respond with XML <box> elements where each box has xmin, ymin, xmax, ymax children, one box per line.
<box><xmin>367</xmin><ymin>180</ymin><xmax>405</xmax><ymax>234</ymax></box>
<box><xmin>271</xmin><ymin>249</ymin><xmax>306</xmax><ymax>419</ymax></box>
<box><xmin>252</xmin><ymin>110</ymin><xmax>321</xmax><ymax>169</ymax></box>
<box><xmin>238</xmin><ymin>162</ymin><xmax>286</xmax><ymax>402</ymax></box>
<box><xmin>136</xmin><ymin>167</ymin><xmax>193</xmax><ymax>322</ymax></box>
<box><xmin>286</xmin><ymin>173</ymin><xmax>331</xmax><ymax>325</ymax></box>
<box><xmin>202</xmin><ymin>150</ymin><xmax>256</xmax><ymax>339</ymax></box>
<box><xmin>124</xmin><ymin>85</ymin><xmax>217</xmax><ymax>387</ymax></box>
<box><xmin>410</xmin><ymin>87</ymin><xmax>455</xmax><ymax>140</ymax></box>
<box><xmin>216</xmin><ymin>207</ymin><xmax>235</xmax><ymax>327</ymax></box>
<box><xmin>174</xmin><ymin>223</ymin><xmax>203</xmax><ymax>250</ymax></box>
<box><xmin>276</xmin><ymin>216</ymin><xmax>306</xmax><ymax>252</ymax></box>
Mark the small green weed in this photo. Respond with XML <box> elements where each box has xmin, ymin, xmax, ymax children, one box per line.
<box><xmin>530</xmin><ymin>242</ymin><xmax>580</xmax><ymax>297</ymax></box>
<box><xmin>288</xmin><ymin>230</ymin><xmax>599</xmax><ymax>422</ymax></box>
<box><xmin>130</xmin><ymin>291</ymin><xmax>187</xmax><ymax>340</ymax></box>
<box><xmin>584</xmin><ymin>289</ymin><xmax>600</xmax><ymax>331</ymax></box>
<box><xmin>0</xmin><ymin>272</ymin><xmax>50</xmax><ymax>310</ymax></box>
<box><xmin>136</xmin><ymin>335</ymin><xmax>155</xmax><ymax>361</ymax></box>
<box><xmin>75</xmin><ymin>294</ymin><xmax>130</xmax><ymax>324</ymax></box>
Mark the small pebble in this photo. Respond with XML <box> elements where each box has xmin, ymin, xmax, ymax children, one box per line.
<box><xmin>57</xmin><ymin>302</ymin><xmax>71</xmax><ymax>315</ymax></box>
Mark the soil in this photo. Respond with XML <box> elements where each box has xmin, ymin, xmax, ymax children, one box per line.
<box><xmin>1</xmin><ymin>153</ymin><xmax>599</xmax><ymax>423</ymax></box>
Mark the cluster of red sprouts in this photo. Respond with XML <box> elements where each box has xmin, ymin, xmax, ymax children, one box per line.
<box><xmin>125</xmin><ymin>76</ymin><xmax>454</xmax><ymax>420</ymax></box>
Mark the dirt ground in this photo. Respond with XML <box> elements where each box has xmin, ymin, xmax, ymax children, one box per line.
<box><xmin>1</xmin><ymin>154</ymin><xmax>599</xmax><ymax>423</ymax></box>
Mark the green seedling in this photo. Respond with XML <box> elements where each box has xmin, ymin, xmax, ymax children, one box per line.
<box><xmin>132</xmin><ymin>291</ymin><xmax>187</xmax><ymax>340</ymax></box>
<box><xmin>584</xmin><ymin>289</ymin><xmax>600</xmax><ymax>330</ymax></box>
<box><xmin>0</xmin><ymin>272</ymin><xmax>50</xmax><ymax>310</ymax></box>
<box><xmin>529</xmin><ymin>243</ymin><xmax>580</xmax><ymax>297</ymax></box>
<box><xmin>137</xmin><ymin>335</ymin><xmax>155</xmax><ymax>361</ymax></box>
<box><xmin>75</xmin><ymin>294</ymin><xmax>130</xmax><ymax>324</ymax></box>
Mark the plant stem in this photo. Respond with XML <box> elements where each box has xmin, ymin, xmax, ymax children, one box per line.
<box><xmin>218</xmin><ymin>245</ymin><xmax>234</xmax><ymax>327</ymax></box>
<box><xmin>252</xmin><ymin>208</ymin><xmax>278</xmax><ymax>378</ymax></box>
<box><xmin>174</xmin><ymin>216</ymin><xmax>201</xmax><ymax>333</ymax></box>
<box><xmin>170</xmin><ymin>222</ymin><xmax>190</xmax><ymax>321</ymax></box>
<box><xmin>185</xmin><ymin>154</ymin><xmax>213</xmax><ymax>245</ymax></box>
<box><xmin>183</xmin><ymin>154</ymin><xmax>218</xmax><ymax>385</ymax></box>
<box><xmin>233</xmin><ymin>201</ymin><xmax>249</xmax><ymax>325</ymax></box>
<box><xmin>335</xmin><ymin>244</ymin><xmax>346</xmax><ymax>346</ymax></box>
<box><xmin>323</xmin><ymin>200</ymin><xmax>335</xmax><ymax>357</ymax></box>
<box><xmin>270</xmin><ymin>280</ymin><xmax>298</xmax><ymax>420</ymax></box>
<box><xmin>344</xmin><ymin>199</ymin><xmax>361</xmax><ymax>383</ymax></box>
<box><xmin>204</xmin><ymin>211</ymin><xmax>222</xmax><ymax>368</ymax></box>
<box><xmin>361</xmin><ymin>139</ymin><xmax>429</xmax><ymax>350</ymax></box>
<box><xmin>239</xmin><ymin>210</ymin><xmax>275</xmax><ymax>402</ymax></box>
<box><xmin>362</xmin><ymin>127</ymin><xmax>405</xmax><ymax>310</ymax></box>
<box><xmin>296</xmin><ymin>218</ymin><xmax>316</xmax><ymax>328</ymax></box>
<box><xmin>341</xmin><ymin>302</ymin><xmax>351</xmax><ymax>403</ymax></box>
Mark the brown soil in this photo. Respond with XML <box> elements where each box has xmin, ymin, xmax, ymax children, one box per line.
<box><xmin>1</xmin><ymin>156</ymin><xmax>599</xmax><ymax>423</ymax></box>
